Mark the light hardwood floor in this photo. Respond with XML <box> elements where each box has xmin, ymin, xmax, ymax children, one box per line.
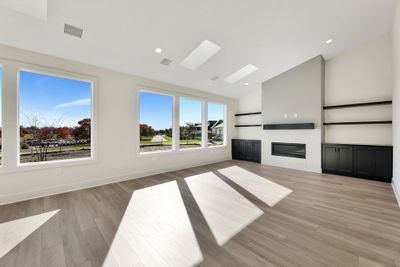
<box><xmin>1</xmin><ymin>160</ymin><xmax>400</xmax><ymax>267</ymax></box>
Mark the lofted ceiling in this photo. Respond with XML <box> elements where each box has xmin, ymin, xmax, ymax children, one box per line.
<box><xmin>0</xmin><ymin>0</ymin><xmax>396</xmax><ymax>98</ymax></box>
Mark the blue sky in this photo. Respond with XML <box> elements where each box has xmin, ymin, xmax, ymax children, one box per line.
<box><xmin>208</xmin><ymin>102</ymin><xmax>224</xmax><ymax>121</ymax></box>
<box><xmin>19</xmin><ymin>71</ymin><xmax>91</xmax><ymax>127</ymax></box>
<box><xmin>180</xmin><ymin>98</ymin><xmax>201</xmax><ymax>126</ymax></box>
<box><xmin>140</xmin><ymin>92</ymin><xmax>173</xmax><ymax>130</ymax></box>
<box><xmin>1</xmin><ymin>72</ymin><xmax>224</xmax><ymax>130</ymax></box>
<box><xmin>140</xmin><ymin>92</ymin><xmax>224</xmax><ymax>130</ymax></box>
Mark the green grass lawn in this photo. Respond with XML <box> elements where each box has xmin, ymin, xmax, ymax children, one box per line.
<box><xmin>20</xmin><ymin>144</ymin><xmax>90</xmax><ymax>154</ymax></box>
<box><xmin>179</xmin><ymin>139</ymin><xmax>201</xmax><ymax>144</ymax></box>
<box><xmin>140</xmin><ymin>135</ymin><xmax>202</xmax><ymax>145</ymax></box>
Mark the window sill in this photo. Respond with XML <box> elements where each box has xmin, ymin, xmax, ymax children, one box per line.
<box><xmin>138</xmin><ymin>145</ymin><xmax>228</xmax><ymax>158</ymax></box>
<box><xmin>0</xmin><ymin>157</ymin><xmax>97</xmax><ymax>174</ymax></box>
<box><xmin>207</xmin><ymin>144</ymin><xmax>227</xmax><ymax>149</ymax></box>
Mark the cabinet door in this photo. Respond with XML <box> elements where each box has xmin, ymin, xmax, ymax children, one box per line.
<box><xmin>254</xmin><ymin>141</ymin><xmax>261</xmax><ymax>163</ymax></box>
<box><xmin>244</xmin><ymin>142</ymin><xmax>254</xmax><ymax>161</ymax></box>
<box><xmin>231</xmin><ymin>140</ymin><xmax>238</xmax><ymax>160</ymax></box>
<box><xmin>354</xmin><ymin>147</ymin><xmax>372</xmax><ymax>177</ymax></box>
<box><xmin>372</xmin><ymin>148</ymin><xmax>392</xmax><ymax>182</ymax></box>
<box><xmin>323</xmin><ymin>145</ymin><xmax>338</xmax><ymax>172</ymax></box>
<box><xmin>239</xmin><ymin>141</ymin><xmax>247</xmax><ymax>160</ymax></box>
<box><xmin>337</xmin><ymin>146</ymin><xmax>353</xmax><ymax>175</ymax></box>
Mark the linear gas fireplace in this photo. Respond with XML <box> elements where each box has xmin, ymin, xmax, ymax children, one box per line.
<box><xmin>272</xmin><ymin>142</ymin><xmax>306</xmax><ymax>159</ymax></box>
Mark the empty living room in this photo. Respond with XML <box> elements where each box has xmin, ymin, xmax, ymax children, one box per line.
<box><xmin>1</xmin><ymin>0</ymin><xmax>400</xmax><ymax>266</ymax></box>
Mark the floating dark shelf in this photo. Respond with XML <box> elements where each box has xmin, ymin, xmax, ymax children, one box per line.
<box><xmin>324</xmin><ymin>121</ymin><xmax>392</xmax><ymax>126</ymax></box>
<box><xmin>235</xmin><ymin>112</ymin><xmax>262</xmax><ymax>116</ymax></box>
<box><xmin>235</xmin><ymin>124</ymin><xmax>262</xmax><ymax>128</ymax></box>
<box><xmin>323</xmin><ymin>100</ymin><xmax>392</xmax><ymax>110</ymax></box>
<box><xmin>263</xmin><ymin>123</ymin><xmax>315</xmax><ymax>130</ymax></box>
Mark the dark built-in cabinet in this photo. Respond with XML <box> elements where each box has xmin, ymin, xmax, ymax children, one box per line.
<box><xmin>232</xmin><ymin>139</ymin><xmax>261</xmax><ymax>163</ymax></box>
<box><xmin>322</xmin><ymin>144</ymin><xmax>392</xmax><ymax>183</ymax></box>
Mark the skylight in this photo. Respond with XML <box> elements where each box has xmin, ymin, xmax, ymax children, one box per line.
<box><xmin>180</xmin><ymin>40</ymin><xmax>221</xmax><ymax>70</ymax></box>
<box><xmin>224</xmin><ymin>64</ymin><xmax>258</xmax><ymax>84</ymax></box>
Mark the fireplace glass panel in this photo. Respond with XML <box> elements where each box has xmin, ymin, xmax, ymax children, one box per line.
<box><xmin>272</xmin><ymin>142</ymin><xmax>306</xmax><ymax>159</ymax></box>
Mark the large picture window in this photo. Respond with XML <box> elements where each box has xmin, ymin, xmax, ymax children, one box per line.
<box><xmin>19</xmin><ymin>70</ymin><xmax>92</xmax><ymax>164</ymax></box>
<box><xmin>0</xmin><ymin>67</ymin><xmax>2</xmax><ymax>166</ymax></box>
<box><xmin>208</xmin><ymin>102</ymin><xmax>225</xmax><ymax>147</ymax></box>
<box><xmin>180</xmin><ymin>98</ymin><xmax>202</xmax><ymax>149</ymax></box>
<box><xmin>139</xmin><ymin>91</ymin><xmax>173</xmax><ymax>153</ymax></box>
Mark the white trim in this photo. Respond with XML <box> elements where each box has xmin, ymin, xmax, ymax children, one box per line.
<box><xmin>0</xmin><ymin>157</ymin><xmax>231</xmax><ymax>205</ymax></box>
<box><xmin>136</xmin><ymin>84</ymin><xmax>232</xmax><ymax>108</ymax></box>
<box><xmin>0</xmin><ymin>64</ymin><xmax>4</xmax><ymax>166</ymax></box>
<box><xmin>137</xmin><ymin>89</ymin><xmax>175</xmax><ymax>156</ymax></box>
<box><xmin>392</xmin><ymin>182</ymin><xmax>400</xmax><ymax>208</ymax></box>
<box><xmin>179</xmin><ymin>96</ymin><xmax>204</xmax><ymax>150</ymax></box>
<box><xmin>202</xmin><ymin>99</ymin><xmax>208</xmax><ymax>148</ymax></box>
<box><xmin>137</xmin><ymin>145</ymin><xmax>228</xmax><ymax>158</ymax></box>
<box><xmin>0</xmin><ymin>157</ymin><xmax>96</xmax><ymax>174</ymax></box>
<box><xmin>207</xmin><ymin>101</ymin><xmax>227</xmax><ymax>147</ymax></box>
<box><xmin>137</xmin><ymin>86</ymin><xmax>229</xmax><ymax>156</ymax></box>
<box><xmin>0</xmin><ymin>57</ymin><xmax>98</xmax><ymax>173</ymax></box>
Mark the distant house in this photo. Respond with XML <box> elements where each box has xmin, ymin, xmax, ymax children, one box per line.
<box><xmin>194</xmin><ymin>123</ymin><xmax>202</xmax><ymax>137</ymax></box>
<box><xmin>190</xmin><ymin>120</ymin><xmax>224</xmax><ymax>140</ymax></box>
<box><xmin>208</xmin><ymin>120</ymin><xmax>223</xmax><ymax>140</ymax></box>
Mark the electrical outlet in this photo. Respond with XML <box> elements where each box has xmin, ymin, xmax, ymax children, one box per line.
<box><xmin>55</xmin><ymin>168</ymin><xmax>62</xmax><ymax>175</ymax></box>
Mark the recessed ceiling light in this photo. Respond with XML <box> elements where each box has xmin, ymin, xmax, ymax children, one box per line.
<box><xmin>180</xmin><ymin>40</ymin><xmax>221</xmax><ymax>70</ymax></box>
<box><xmin>326</xmin><ymin>39</ymin><xmax>333</xmax><ymax>44</ymax></box>
<box><xmin>224</xmin><ymin>64</ymin><xmax>258</xmax><ymax>84</ymax></box>
<box><xmin>244</xmin><ymin>82</ymin><xmax>249</xmax><ymax>86</ymax></box>
<box><xmin>155</xmin><ymin>48</ymin><xmax>162</xmax><ymax>53</ymax></box>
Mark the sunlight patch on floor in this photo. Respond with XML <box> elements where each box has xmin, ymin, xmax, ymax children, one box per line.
<box><xmin>218</xmin><ymin>166</ymin><xmax>293</xmax><ymax>207</ymax></box>
<box><xmin>103</xmin><ymin>181</ymin><xmax>203</xmax><ymax>267</ymax></box>
<box><xmin>0</xmin><ymin>209</ymin><xmax>60</xmax><ymax>259</ymax></box>
<box><xmin>185</xmin><ymin>172</ymin><xmax>263</xmax><ymax>246</ymax></box>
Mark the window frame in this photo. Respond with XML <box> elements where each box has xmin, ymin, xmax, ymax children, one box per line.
<box><xmin>207</xmin><ymin>101</ymin><xmax>227</xmax><ymax>148</ymax></box>
<box><xmin>137</xmin><ymin>86</ymin><xmax>228</xmax><ymax>158</ymax></box>
<box><xmin>138</xmin><ymin>88</ymin><xmax>176</xmax><ymax>155</ymax></box>
<box><xmin>0</xmin><ymin>58</ymin><xmax>98</xmax><ymax>173</ymax></box>
<box><xmin>0</xmin><ymin>64</ymin><xmax>3</xmax><ymax>167</ymax></box>
<box><xmin>178</xmin><ymin>96</ymin><xmax>205</xmax><ymax>151</ymax></box>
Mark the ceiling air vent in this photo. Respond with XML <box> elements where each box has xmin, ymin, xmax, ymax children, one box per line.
<box><xmin>64</xmin><ymin>24</ymin><xmax>83</xmax><ymax>38</ymax></box>
<box><xmin>160</xmin><ymin>58</ymin><xmax>172</xmax><ymax>66</ymax></box>
<box><xmin>211</xmin><ymin>76</ymin><xmax>219</xmax><ymax>81</ymax></box>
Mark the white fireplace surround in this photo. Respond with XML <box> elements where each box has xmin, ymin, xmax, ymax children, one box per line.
<box><xmin>262</xmin><ymin>129</ymin><xmax>322</xmax><ymax>173</ymax></box>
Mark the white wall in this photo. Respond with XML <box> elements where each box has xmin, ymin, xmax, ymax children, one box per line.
<box><xmin>261</xmin><ymin>56</ymin><xmax>324</xmax><ymax>173</ymax></box>
<box><xmin>325</xmin><ymin>33</ymin><xmax>393</xmax><ymax>145</ymax></box>
<box><xmin>392</xmin><ymin>0</ymin><xmax>400</xmax><ymax>206</ymax></box>
<box><xmin>235</xmin><ymin>88</ymin><xmax>262</xmax><ymax>140</ymax></box>
<box><xmin>0</xmin><ymin>44</ymin><xmax>238</xmax><ymax>205</ymax></box>
<box><xmin>262</xmin><ymin>56</ymin><xmax>324</xmax><ymax>129</ymax></box>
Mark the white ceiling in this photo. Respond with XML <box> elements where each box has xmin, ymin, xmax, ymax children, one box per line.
<box><xmin>0</xmin><ymin>0</ymin><xmax>396</xmax><ymax>98</ymax></box>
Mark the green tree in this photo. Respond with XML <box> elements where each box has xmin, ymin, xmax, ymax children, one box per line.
<box><xmin>183</xmin><ymin>123</ymin><xmax>196</xmax><ymax>144</ymax></box>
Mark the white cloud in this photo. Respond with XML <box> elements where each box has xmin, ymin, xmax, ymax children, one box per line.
<box><xmin>55</xmin><ymin>98</ymin><xmax>90</xmax><ymax>109</ymax></box>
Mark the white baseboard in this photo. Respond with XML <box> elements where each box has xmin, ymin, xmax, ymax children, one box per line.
<box><xmin>0</xmin><ymin>157</ymin><xmax>231</xmax><ymax>205</ymax></box>
<box><xmin>392</xmin><ymin>182</ymin><xmax>400</xmax><ymax>208</ymax></box>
